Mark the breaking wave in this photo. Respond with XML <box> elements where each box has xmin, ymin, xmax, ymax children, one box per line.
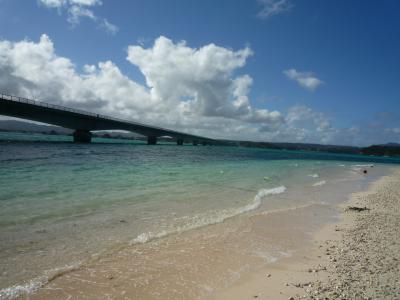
<box><xmin>130</xmin><ymin>186</ymin><xmax>287</xmax><ymax>245</ymax></box>
<box><xmin>0</xmin><ymin>263</ymin><xmax>81</xmax><ymax>300</ymax></box>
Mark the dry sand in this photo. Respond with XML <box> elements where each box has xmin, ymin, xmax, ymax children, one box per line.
<box><xmin>213</xmin><ymin>167</ymin><xmax>400</xmax><ymax>300</ymax></box>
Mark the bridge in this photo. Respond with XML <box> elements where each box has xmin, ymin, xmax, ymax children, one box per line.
<box><xmin>0</xmin><ymin>93</ymin><xmax>214</xmax><ymax>145</ymax></box>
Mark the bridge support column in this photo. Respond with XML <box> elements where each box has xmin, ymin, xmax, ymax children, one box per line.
<box><xmin>193</xmin><ymin>140</ymin><xmax>198</xmax><ymax>146</ymax></box>
<box><xmin>202</xmin><ymin>141</ymin><xmax>207</xmax><ymax>146</ymax></box>
<box><xmin>147</xmin><ymin>136</ymin><xmax>157</xmax><ymax>145</ymax></box>
<box><xmin>177</xmin><ymin>139</ymin><xmax>184</xmax><ymax>146</ymax></box>
<box><xmin>73</xmin><ymin>129</ymin><xmax>92</xmax><ymax>143</ymax></box>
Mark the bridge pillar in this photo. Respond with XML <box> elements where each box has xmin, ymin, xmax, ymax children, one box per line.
<box><xmin>73</xmin><ymin>129</ymin><xmax>92</xmax><ymax>143</ymax></box>
<box><xmin>193</xmin><ymin>140</ymin><xmax>198</xmax><ymax>146</ymax></box>
<box><xmin>177</xmin><ymin>139</ymin><xmax>184</xmax><ymax>146</ymax></box>
<box><xmin>202</xmin><ymin>141</ymin><xmax>207</xmax><ymax>146</ymax></box>
<box><xmin>147</xmin><ymin>136</ymin><xmax>157</xmax><ymax>145</ymax></box>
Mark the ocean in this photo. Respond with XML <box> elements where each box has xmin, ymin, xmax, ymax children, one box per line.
<box><xmin>0</xmin><ymin>132</ymin><xmax>399</xmax><ymax>299</ymax></box>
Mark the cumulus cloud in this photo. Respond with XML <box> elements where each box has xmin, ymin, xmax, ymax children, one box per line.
<box><xmin>1</xmin><ymin>34</ymin><xmax>392</xmax><ymax>146</ymax></box>
<box><xmin>0</xmin><ymin>34</ymin><xmax>286</xmax><ymax>140</ymax></box>
<box><xmin>38</xmin><ymin>0</ymin><xmax>118</xmax><ymax>34</ymax></box>
<box><xmin>257</xmin><ymin>0</ymin><xmax>293</xmax><ymax>19</ymax></box>
<box><xmin>284</xmin><ymin>106</ymin><xmax>337</xmax><ymax>143</ymax></box>
<box><xmin>283</xmin><ymin>68</ymin><xmax>324</xmax><ymax>91</ymax></box>
<box><xmin>126</xmin><ymin>37</ymin><xmax>283</xmax><ymax>127</ymax></box>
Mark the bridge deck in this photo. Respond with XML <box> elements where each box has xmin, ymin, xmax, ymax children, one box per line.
<box><xmin>0</xmin><ymin>93</ymin><xmax>213</xmax><ymax>144</ymax></box>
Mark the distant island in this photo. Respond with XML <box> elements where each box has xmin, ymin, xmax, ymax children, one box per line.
<box><xmin>0</xmin><ymin>120</ymin><xmax>399</xmax><ymax>157</ymax></box>
<box><xmin>234</xmin><ymin>140</ymin><xmax>400</xmax><ymax>157</ymax></box>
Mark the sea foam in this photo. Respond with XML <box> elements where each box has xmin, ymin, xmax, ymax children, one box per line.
<box><xmin>0</xmin><ymin>281</ymin><xmax>42</xmax><ymax>300</ymax></box>
<box><xmin>0</xmin><ymin>263</ymin><xmax>81</xmax><ymax>300</ymax></box>
<box><xmin>130</xmin><ymin>186</ymin><xmax>287</xmax><ymax>245</ymax></box>
<box><xmin>308</xmin><ymin>173</ymin><xmax>319</xmax><ymax>178</ymax></box>
<box><xmin>312</xmin><ymin>180</ymin><xmax>327</xmax><ymax>187</ymax></box>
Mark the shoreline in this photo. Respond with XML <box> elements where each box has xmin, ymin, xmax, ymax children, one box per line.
<box><xmin>2</xmin><ymin>164</ymin><xmax>396</xmax><ymax>300</ymax></box>
<box><xmin>212</xmin><ymin>166</ymin><xmax>400</xmax><ymax>300</ymax></box>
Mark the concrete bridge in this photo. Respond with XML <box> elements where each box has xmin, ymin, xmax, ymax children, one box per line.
<box><xmin>0</xmin><ymin>93</ymin><xmax>214</xmax><ymax>145</ymax></box>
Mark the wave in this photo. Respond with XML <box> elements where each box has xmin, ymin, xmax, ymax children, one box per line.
<box><xmin>308</xmin><ymin>173</ymin><xmax>319</xmax><ymax>178</ymax></box>
<box><xmin>0</xmin><ymin>263</ymin><xmax>81</xmax><ymax>300</ymax></box>
<box><xmin>130</xmin><ymin>186</ymin><xmax>287</xmax><ymax>245</ymax></box>
<box><xmin>353</xmin><ymin>164</ymin><xmax>374</xmax><ymax>168</ymax></box>
<box><xmin>351</xmin><ymin>164</ymin><xmax>374</xmax><ymax>173</ymax></box>
<box><xmin>312</xmin><ymin>180</ymin><xmax>326</xmax><ymax>187</ymax></box>
<box><xmin>0</xmin><ymin>280</ymin><xmax>42</xmax><ymax>300</ymax></box>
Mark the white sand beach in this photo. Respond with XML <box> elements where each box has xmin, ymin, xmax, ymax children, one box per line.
<box><xmin>213</xmin><ymin>167</ymin><xmax>400</xmax><ymax>300</ymax></box>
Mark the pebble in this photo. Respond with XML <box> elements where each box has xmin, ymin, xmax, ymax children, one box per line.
<box><xmin>305</xmin><ymin>174</ymin><xmax>400</xmax><ymax>298</ymax></box>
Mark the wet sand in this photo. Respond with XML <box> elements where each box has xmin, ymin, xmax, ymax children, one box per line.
<box><xmin>213</xmin><ymin>167</ymin><xmax>400</xmax><ymax>300</ymax></box>
<box><xmin>23</xmin><ymin>203</ymin><xmax>337</xmax><ymax>300</ymax></box>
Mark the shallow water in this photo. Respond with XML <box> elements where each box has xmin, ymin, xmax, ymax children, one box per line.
<box><xmin>0</xmin><ymin>132</ymin><xmax>399</xmax><ymax>299</ymax></box>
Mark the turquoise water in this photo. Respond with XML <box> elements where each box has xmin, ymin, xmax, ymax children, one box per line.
<box><xmin>1</xmin><ymin>133</ymin><xmax>398</xmax><ymax>229</ymax></box>
<box><xmin>0</xmin><ymin>132</ymin><xmax>399</xmax><ymax>297</ymax></box>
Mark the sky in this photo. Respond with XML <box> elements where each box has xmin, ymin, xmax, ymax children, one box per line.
<box><xmin>0</xmin><ymin>0</ymin><xmax>400</xmax><ymax>146</ymax></box>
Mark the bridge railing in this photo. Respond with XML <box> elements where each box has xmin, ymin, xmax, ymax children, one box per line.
<box><xmin>0</xmin><ymin>93</ymin><xmax>170</xmax><ymax>132</ymax></box>
<box><xmin>0</xmin><ymin>92</ymin><xmax>154</xmax><ymax>124</ymax></box>
<box><xmin>0</xmin><ymin>93</ymin><xmax>208</xmax><ymax>139</ymax></box>
<box><xmin>0</xmin><ymin>92</ymin><xmax>104</xmax><ymax>118</ymax></box>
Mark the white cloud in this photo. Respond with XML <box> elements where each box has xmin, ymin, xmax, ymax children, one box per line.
<box><xmin>126</xmin><ymin>37</ymin><xmax>285</xmax><ymax>128</ymax></box>
<box><xmin>1</xmin><ymin>34</ymin><xmax>393</xmax><ymax>146</ymax></box>
<box><xmin>39</xmin><ymin>0</ymin><xmax>102</xmax><ymax>9</ymax></box>
<box><xmin>0</xmin><ymin>34</ymin><xmax>285</xmax><ymax>140</ymax></box>
<box><xmin>70</xmin><ymin>0</ymin><xmax>101</xmax><ymax>5</ymax></box>
<box><xmin>39</xmin><ymin>0</ymin><xmax>65</xmax><ymax>8</ymax></box>
<box><xmin>284</xmin><ymin>106</ymin><xmax>337</xmax><ymax>143</ymax></box>
<box><xmin>39</xmin><ymin>0</ymin><xmax>101</xmax><ymax>7</ymax></box>
<box><xmin>257</xmin><ymin>0</ymin><xmax>293</xmax><ymax>19</ymax></box>
<box><xmin>283</xmin><ymin>68</ymin><xmax>324</xmax><ymax>91</ymax></box>
<box><xmin>38</xmin><ymin>0</ymin><xmax>118</xmax><ymax>34</ymax></box>
<box><xmin>100</xmin><ymin>19</ymin><xmax>119</xmax><ymax>35</ymax></box>
<box><xmin>67</xmin><ymin>4</ymin><xmax>96</xmax><ymax>24</ymax></box>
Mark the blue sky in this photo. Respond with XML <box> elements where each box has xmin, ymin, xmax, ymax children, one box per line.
<box><xmin>0</xmin><ymin>0</ymin><xmax>399</xmax><ymax>145</ymax></box>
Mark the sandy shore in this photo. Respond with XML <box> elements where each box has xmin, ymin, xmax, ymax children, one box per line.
<box><xmin>213</xmin><ymin>167</ymin><xmax>400</xmax><ymax>300</ymax></box>
<box><xmin>8</xmin><ymin>165</ymin><xmax>398</xmax><ymax>300</ymax></box>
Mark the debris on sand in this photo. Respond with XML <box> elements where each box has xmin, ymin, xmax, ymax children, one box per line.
<box><xmin>346</xmin><ymin>206</ymin><xmax>370</xmax><ymax>212</ymax></box>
